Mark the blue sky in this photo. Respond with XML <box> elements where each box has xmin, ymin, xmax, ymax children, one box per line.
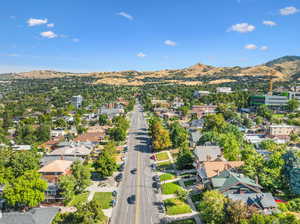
<box><xmin>0</xmin><ymin>0</ymin><xmax>299</xmax><ymax>73</ymax></box>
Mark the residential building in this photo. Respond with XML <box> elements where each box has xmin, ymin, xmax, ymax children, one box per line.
<box><xmin>47</xmin><ymin>144</ymin><xmax>92</xmax><ymax>158</ymax></box>
<box><xmin>193</xmin><ymin>90</ymin><xmax>210</xmax><ymax>98</ymax></box>
<box><xmin>194</xmin><ymin>145</ymin><xmax>222</xmax><ymax>165</ymax></box>
<box><xmin>74</xmin><ymin>132</ymin><xmax>104</xmax><ymax>144</ymax></box>
<box><xmin>38</xmin><ymin>160</ymin><xmax>73</xmax><ymax>183</ymax></box>
<box><xmin>227</xmin><ymin>193</ymin><xmax>278</xmax><ymax>214</ymax></box>
<box><xmin>71</xmin><ymin>95</ymin><xmax>83</xmax><ymax>109</ymax></box>
<box><xmin>151</xmin><ymin>100</ymin><xmax>169</xmax><ymax>107</ymax></box>
<box><xmin>50</xmin><ymin>129</ymin><xmax>65</xmax><ymax>138</ymax></box>
<box><xmin>189</xmin><ymin>130</ymin><xmax>202</xmax><ymax>148</ymax></box>
<box><xmin>216</xmin><ymin>87</ymin><xmax>232</xmax><ymax>94</ymax></box>
<box><xmin>172</xmin><ymin>98</ymin><xmax>185</xmax><ymax>109</ymax></box>
<box><xmin>198</xmin><ymin>161</ymin><xmax>244</xmax><ymax>183</ymax></box>
<box><xmin>100</xmin><ymin>105</ymin><xmax>124</xmax><ymax>119</ymax></box>
<box><xmin>11</xmin><ymin>145</ymin><xmax>31</xmax><ymax>151</ymax></box>
<box><xmin>210</xmin><ymin>170</ymin><xmax>263</xmax><ymax>194</ymax></box>
<box><xmin>0</xmin><ymin>207</ymin><xmax>59</xmax><ymax>224</ymax></box>
<box><xmin>269</xmin><ymin>124</ymin><xmax>300</xmax><ymax>138</ymax></box>
<box><xmin>191</xmin><ymin>105</ymin><xmax>217</xmax><ymax>118</ymax></box>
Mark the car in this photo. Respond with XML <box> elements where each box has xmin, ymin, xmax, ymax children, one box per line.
<box><xmin>152</xmin><ymin>181</ymin><xmax>160</xmax><ymax>189</ymax></box>
<box><xmin>111</xmin><ymin>199</ymin><xmax>116</xmax><ymax>207</ymax></box>
<box><xmin>115</xmin><ymin>173</ymin><xmax>123</xmax><ymax>182</ymax></box>
<box><xmin>151</xmin><ymin>164</ymin><xmax>156</xmax><ymax>170</ymax></box>
<box><xmin>112</xmin><ymin>190</ymin><xmax>118</xmax><ymax>197</ymax></box>
<box><xmin>152</xmin><ymin>175</ymin><xmax>159</xmax><ymax>181</ymax></box>
<box><xmin>158</xmin><ymin>202</ymin><xmax>165</xmax><ymax>213</ymax></box>
<box><xmin>118</xmin><ymin>163</ymin><xmax>125</xmax><ymax>171</ymax></box>
<box><xmin>127</xmin><ymin>195</ymin><xmax>136</xmax><ymax>204</ymax></box>
<box><xmin>131</xmin><ymin>168</ymin><xmax>137</xmax><ymax>174</ymax></box>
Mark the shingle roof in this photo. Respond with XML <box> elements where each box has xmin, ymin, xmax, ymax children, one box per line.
<box><xmin>211</xmin><ymin>170</ymin><xmax>262</xmax><ymax>193</ymax></box>
<box><xmin>0</xmin><ymin>207</ymin><xmax>59</xmax><ymax>224</ymax></box>
<box><xmin>48</xmin><ymin>145</ymin><xmax>91</xmax><ymax>156</ymax></box>
<box><xmin>194</xmin><ymin>146</ymin><xmax>221</xmax><ymax>162</ymax></box>
<box><xmin>190</xmin><ymin>131</ymin><xmax>202</xmax><ymax>143</ymax></box>
<box><xmin>227</xmin><ymin>193</ymin><xmax>277</xmax><ymax>209</ymax></box>
<box><xmin>201</xmin><ymin>161</ymin><xmax>244</xmax><ymax>178</ymax></box>
<box><xmin>38</xmin><ymin>160</ymin><xmax>73</xmax><ymax>173</ymax></box>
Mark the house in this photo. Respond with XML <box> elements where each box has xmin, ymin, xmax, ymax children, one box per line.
<box><xmin>0</xmin><ymin>207</ymin><xmax>59</xmax><ymax>224</ymax></box>
<box><xmin>50</xmin><ymin>129</ymin><xmax>65</xmax><ymax>138</ymax></box>
<box><xmin>227</xmin><ymin>193</ymin><xmax>278</xmax><ymax>214</ymax></box>
<box><xmin>11</xmin><ymin>145</ymin><xmax>31</xmax><ymax>151</ymax></box>
<box><xmin>210</xmin><ymin>170</ymin><xmax>263</xmax><ymax>195</ymax></box>
<box><xmin>194</xmin><ymin>145</ymin><xmax>222</xmax><ymax>166</ymax></box>
<box><xmin>151</xmin><ymin>100</ymin><xmax>169</xmax><ymax>108</ymax></box>
<box><xmin>216</xmin><ymin>87</ymin><xmax>233</xmax><ymax>94</ymax></box>
<box><xmin>39</xmin><ymin>137</ymin><xmax>63</xmax><ymax>151</ymax></box>
<box><xmin>71</xmin><ymin>95</ymin><xmax>83</xmax><ymax>109</ymax></box>
<box><xmin>47</xmin><ymin>144</ymin><xmax>92</xmax><ymax>158</ymax></box>
<box><xmin>190</xmin><ymin>119</ymin><xmax>204</xmax><ymax>130</ymax></box>
<box><xmin>172</xmin><ymin>98</ymin><xmax>184</xmax><ymax>109</ymax></box>
<box><xmin>74</xmin><ymin>132</ymin><xmax>104</xmax><ymax>144</ymax></box>
<box><xmin>191</xmin><ymin>105</ymin><xmax>217</xmax><ymax>118</ymax></box>
<box><xmin>189</xmin><ymin>130</ymin><xmax>202</xmax><ymax>147</ymax></box>
<box><xmin>198</xmin><ymin>161</ymin><xmax>244</xmax><ymax>183</ymax></box>
<box><xmin>99</xmin><ymin>106</ymin><xmax>124</xmax><ymax>119</ymax></box>
<box><xmin>269</xmin><ymin>125</ymin><xmax>300</xmax><ymax>138</ymax></box>
<box><xmin>193</xmin><ymin>90</ymin><xmax>210</xmax><ymax>98</ymax></box>
<box><xmin>38</xmin><ymin>160</ymin><xmax>73</xmax><ymax>183</ymax></box>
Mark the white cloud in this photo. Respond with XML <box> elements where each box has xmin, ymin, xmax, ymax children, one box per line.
<box><xmin>40</xmin><ymin>31</ymin><xmax>57</xmax><ymax>39</ymax></box>
<box><xmin>260</xmin><ymin>46</ymin><xmax>268</xmax><ymax>51</ymax></box>
<box><xmin>72</xmin><ymin>38</ymin><xmax>80</xmax><ymax>43</ymax></box>
<box><xmin>164</xmin><ymin>40</ymin><xmax>177</xmax><ymax>46</ymax></box>
<box><xmin>228</xmin><ymin>23</ymin><xmax>255</xmax><ymax>33</ymax></box>
<box><xmin>27</xmin><ymin>18</ymin><xmax>48</xmax><ymax>26</ymax></box>
<box><xmin>137</xmin><ymin>52</ymin><xmax>146</xmax><ymax>58</ymax></box>
<box><xmin>263</xmin><ymin>20</ymin><xmax>277</xmax><ymax>27</ymax></box>
<box><xmin>280</xmin><ymin>6</ymin><xmax>299</xmax><ymax>16</ymax></box>
<box><xmin>117</xmin><ymin>12</ymin><xmax>133</xmax><ymax>20</ymax></box>
<box><xmin>245</xmin><ymin>44</ymin><xmax>257</xmax><ymax>50</ymax></box>
<box><xmin>47</xmin><ymin>23</ymin><xmax>55</xmax><ymax>28</ymax></box>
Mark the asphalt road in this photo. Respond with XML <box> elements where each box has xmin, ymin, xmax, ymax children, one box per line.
<box><xmin>111</xmin><ymin>103</ymin><xmax>160</xmax><ymax>224</ymax></box>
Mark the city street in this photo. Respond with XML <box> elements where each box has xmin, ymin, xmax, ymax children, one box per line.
<box><xmin>111</xmin><ymin>103</ymin><xmax>160</xmax><ymax>224</ymax></box>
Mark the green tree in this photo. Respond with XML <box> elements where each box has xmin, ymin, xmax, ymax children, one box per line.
<box><xmin>225</xmin><ymin>199</ymin><xmax>256</xmax><ymax>224</ymax></box>
<box><xmin>58</xmin><ymin>175</ymin><xmax>76</xmax><ymax>204</ymax></box>
<box><xmin>94</xmin><ymin>151</ymin><xmax>117</xmax><ymax>177</ymax></box>
<box><xmin>176</xmin><ymin>147</ymin><xmax>194</xmax><ymax>170</ymax></box>
<box><xmin>198</xmin><ymin>190</ymin><xmax>227</xmax><ymax>224</ymax></box>
<box><xmin>169</xmin><ymin>122</ymin><xmax>188</xmax><ymax>148</ymax></box>
<box><xmin>288</xmin><ymin>99</ymin><xmax>300</xmax><ymax>112</ymax></box>
<box><xmin>108</xmin><ymin>127</ymin><xmax>127</xmax><ymax>142</ymax></box>
<box><xmin>71</xmin><ymin>161</ymin><xmax>91</xmax><ymax>193</ymax></box>
<box><xmin>9</xmin><ymin>150</ymin><xmax>40</xmax><ymax>178</ymax></box>
<box><xmin>3</xmin><ymin>170</ymin><xmax>47</xmax><ymax>208</ymax></box>
<box><xmin>203</xmin><ymin>114</ymin><xmax>228</xmax><ymax>133</ymax></box>
<box><xmin>98</xmin><ymin>114</ymin><xmax>109</xmax><ymax>126</ymax></box>
<box><xmin>36</xmin><ymin>124</ymin><xmax>50</xmax><ymax>142</ymax></box>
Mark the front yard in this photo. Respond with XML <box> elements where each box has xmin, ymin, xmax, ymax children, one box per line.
<box><xmin>163</xmin><ymin>198</ymin><xmax>192</xmax><ymax>215</ymax></box>
<box><xmin>156</xmin><ymin>152</ymin><xmax>170</xmax><ymax>161</ymax></box>
<box><xmin>68</xmin><ymin>192</ymin><xmax>89</xmax><ymax>206</ymax></box>
<box><xmin>160</xmin><ymin>173</ymin><xmax>176</xmax><ymax>181</ymax></box>
<box><xmin>169</xmin><ymin>219</ymin><xmax>196</xmax><ymax>224</ymax></box>
<box><xmin>161</xmin><ymin>182</ymin><xmax>184</xmax><ymax>194</ymax></box>
<box><xmin>93</xmin><ymin>192</ymin><xmax>113</xmax><ymax>209</ymax></box>
<box><xmin>157</xmin><ymin>160</ymin><xmax>174</xmax><ymax>170</ymax></box>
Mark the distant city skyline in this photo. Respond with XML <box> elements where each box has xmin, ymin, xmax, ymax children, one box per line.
<box><xmin>0</xmin><ymin>0</ymin><xmax>299</xmax><ymax>73</ymax></box>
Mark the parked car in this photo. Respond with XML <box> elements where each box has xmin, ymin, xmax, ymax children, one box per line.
<box><xmin>158</xmin><ymin>202</ymin><xmax>164</xmax><ymax>213</ymax></box>
<box><xmin>127</xmin><ymin>195</ymin><xmax>136</xmax><ymax>204</ymax></box>
<box><xmin>152</xmin><ymin>175</ymin><xmax>159</xmax><ymax>181</ymax></box>
<box><xmin>111</xmin><ymin>199</ymin><xmax>116</xmax><ymax>207</ymax></box>
<box><xmin>151</xmin><ymin>164</ymin><xmax>156</xmax><ymax>170</ymax></box>
<box><xmin>112</xmin><ymin>190</ymin><xmax>118</xmax><ymax>197</ymax></box>
<box><xmin>115</xmin><ymin>173</ymin><xmax>123</xmax><ymax>182</ymax></box>
<box><xmin>152</xmin><ymin>181</ymin><xmax>160</xmax><ymax>189</ymax></box>
<box><xmin>118</xmin><ymin>163</ymin><xmax>125</xmax><ymax>172</ymax></box>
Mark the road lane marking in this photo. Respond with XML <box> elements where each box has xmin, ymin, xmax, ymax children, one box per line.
<box><xmin>135</xmin><ymin>114</ymin><xmax>141</xmax><ymax>224</ymax></box>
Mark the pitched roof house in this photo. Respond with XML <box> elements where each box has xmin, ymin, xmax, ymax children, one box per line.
<box><xmin>227</xmin><ymin>193</ymin><xmax>278</xmax><ymax>214</ymax></box>
<box><xmin>194</xmin><ymin>145</ymin><xmax>222</xmax><ymax>164</ymax></box>
<box><xmin>39</xmin><ymin>160</ymin><xmax>73</xmax><ymax>183</ymax></box>
<box><xmin>210</xmin><ymin>170</ymin><xmax>263</xmax><ymax>195</ymax></box>
<box><xmin>0</xmin><ymin>207</ymin><xmax>59</xmax><ymax>224</ymax></box>
<box><xmin>198</xmin><ymin>161</ymin><xmax>244</xmax><ymax>183</ymax></box>
<box><xmin>74</xmin><ymin>132</ymin><xmax>104</xmax><ymax>143</ymax></box>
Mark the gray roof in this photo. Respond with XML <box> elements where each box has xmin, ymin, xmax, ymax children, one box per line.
<box><xmin>0</xmin><ymin>207</ymin><xmax>59</xmax><ymax>224</ymax></box>
<box><xmin>190</xmin><ymin>131</ymin><xmax>202</xmax><ymax>143</ymax></box>
<box><xmin>190</xmin><ymin>119</ymin><xmax>204</xmax><ymax>128</ymax></box>
<box><xmin>41</xmin><ymin>155</ymin><xmax>83</xmax><ymax>166</ymax></box>
<box><xmin>194</xmin><ymin>146</ymin><xmax>221</xmax><ymax>162</ymax></box>
<box><xmin>227</xmin><ymin>193</ymin><xmax>277</xmax><ymax>209</ymax></box>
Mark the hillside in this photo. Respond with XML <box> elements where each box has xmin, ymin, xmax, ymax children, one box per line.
<box><xmin>4</xmin><ymin>56</ymin><xmax>300</xmax><ymax>86</ymax></box>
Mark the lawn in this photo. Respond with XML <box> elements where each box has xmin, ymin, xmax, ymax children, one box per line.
<box><xmin>93</xmin><ymin>192</ymin><xmax>113</xmax><ymax>209</ymax></box>
<box><xmin>68</xmin><ymin>192</ymin><xmax>89</xmax><ymax>206</ymax></box>
<box><xmin>156</xmin><ymin>152</ymin><xmax>169</xmax><ymax>161</ymax></box>
<box><xmin>164</xmin><ymin>198</ymin><xmax>192</xmax><ymax>215</ymax></box>
<box><xmin>170</xmin><ymin>219</ymin><xmax>196</xmax><ymax>224</ymax></box>
<box><xmin>161</xmin><ymin>182</ymin><xmax>183</xmax><ymax>194</ymax></box>
<box><xmin>184</xmin><ymin>179</ymin><xmax>197</xmax><ymax>187</ymax></box>
<box><xmin>157</xmin><ymin>161</ymin><xmax>174</xmax><ymax>170</ymax></box>
<box><xmin>160</xmin><ymin>173</ymin><xmax>176</xmax><ymax>182</ymax></box>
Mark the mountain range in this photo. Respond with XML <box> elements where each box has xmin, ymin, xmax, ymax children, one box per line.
<box><xmin>3</xmin><ymin>56</ymin><xmax>300</xmax><ymax>87</ymax></box>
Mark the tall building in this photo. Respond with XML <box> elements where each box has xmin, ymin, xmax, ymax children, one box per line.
<box><xmin>71</xmin><ymin>95</ymin><xmax>83</xmax><ymax>109</ymax></box>
<box><xmin>250</xmin><ymin>92</ymin><xmax>300</xmax><ymax>108</ymax></box>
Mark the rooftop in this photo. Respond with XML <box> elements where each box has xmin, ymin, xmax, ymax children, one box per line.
<box><xmin>38</xmin><ymin>160</ymin><xmax>73</xmax><ymax>173</ymax></box>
